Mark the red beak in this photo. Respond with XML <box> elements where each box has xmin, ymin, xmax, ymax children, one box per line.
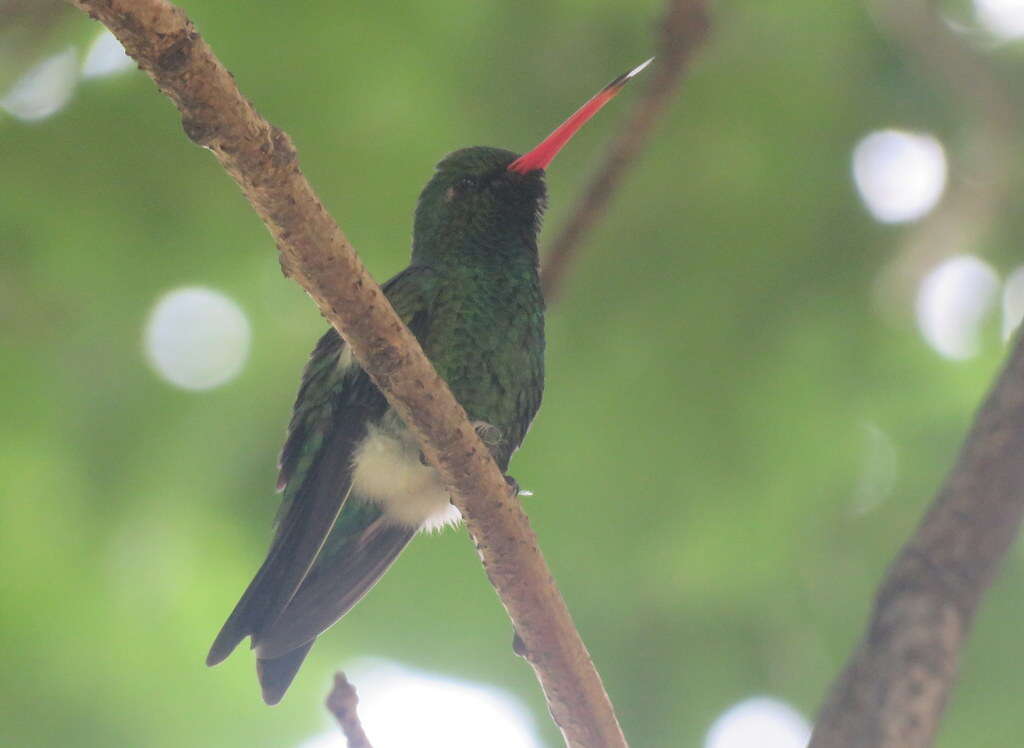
<box><xmin>507</xmin><ymin>58</ymin><xmax>654</xmax><ymax>175</ymax></box>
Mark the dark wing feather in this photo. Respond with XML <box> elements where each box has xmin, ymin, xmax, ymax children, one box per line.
<box><xmin>254</xmin><ymin>518</ymin><xmax>414</xmax><ymax>704</ymax></box>
<box><xmin>206</xmin><ymin>411</ymin><xmax>373</xmax><ymax>665</ymax></box>
<box><xmin>254</xmin><ymin>507</ymin><xmax>416</xmax><ymax>661</ymax></box>
<box><xmin>208</xmin><ymin>266</ymin><xmax>439</xmax><ymax>670</ymax></box>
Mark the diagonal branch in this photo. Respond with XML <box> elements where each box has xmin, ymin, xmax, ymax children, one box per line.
<box><xmin>65</xmin><ymin>0</ymin><xmax>624</xmax><ymax>745</ymax></box>
<box><xmin>540</xmin><ymin>0</ymin><xmax>710</xmax><ymax>303</ymax></box>
<box><xmin>811</xmin><ymin>329</ymin><xmax>1024</xmax><ymax>746</ymax></box>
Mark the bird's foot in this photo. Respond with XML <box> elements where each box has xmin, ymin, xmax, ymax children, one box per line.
<box><xmin>512</xmin><ymin>630</ymin><xmax>528</xmax><ymax>659</ymax></box>
<box><xmin>504</xmin><ymin>474</ymin><xmax>533</xmax><ymax>498</ymax></box>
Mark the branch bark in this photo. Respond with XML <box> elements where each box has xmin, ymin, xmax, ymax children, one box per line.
<box><xmin>326</xmin><ymin>672</ymin><xmax>372</xmax><ymax>748</ymax></box>
<box><xmin>540</xmin><ymin>0</ymin><xmax>710</xmax><ymax>303</ymax></box>
<box><xmin>65</xmin><ymin>0</ymin><xmax>625</xmax><ymax>745</ymax></box>
<box><xmin>811</xmin><ymin>330</ymin><xmax>1024</xmax><ymax>747</ymax></box>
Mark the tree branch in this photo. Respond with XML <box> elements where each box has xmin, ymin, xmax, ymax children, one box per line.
<box><xmin>326</xmin><ymin>673</ymin><xmax>372</xmax><ymax>748</ymax></box>
<box><xmin>65</xmin><ymin>0</ymin><xmax>625</xmax><ymax>745</ymax></box>
<box><xmin>540</xmin><ymin>0</ymin><xmax>710</xmax><ymax>303</ymax></box>
<box><xmin>811</xmin><ymin>330</ymin><xmax>1024</xmax><ymax>746</ymax></box>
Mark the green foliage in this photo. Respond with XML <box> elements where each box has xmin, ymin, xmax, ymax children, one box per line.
<box><xmin>4</xmin><ymin>1</ymin><xmax>1024</xmax><ymax>745</ymax></box>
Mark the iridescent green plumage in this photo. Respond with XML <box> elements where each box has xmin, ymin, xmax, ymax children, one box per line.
<box><xmin>207</xmin><ymin>148</ymin><xmax>546</xmax><ymax>704</ymax></box>
<box><xmin>207</xmin><ymin>60</ymin><xmax>649</xmax><ymax>704</ymax></box>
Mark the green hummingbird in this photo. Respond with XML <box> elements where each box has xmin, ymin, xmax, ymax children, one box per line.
<box><xmin>206</xmin><ymin>58</ymin><xmax>653</xmax><ymax>704</ymax></box>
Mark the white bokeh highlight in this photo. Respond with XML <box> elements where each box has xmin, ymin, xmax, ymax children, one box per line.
<box><xmin>916</xmin><ymin>255</ymin><xmax>999</xmax><ymax>360</ymax></box>
<box><xmin>852</xmin><ymin>130</ymin><xmax>947</xmax><ymax>223</ymax></box>
<box><xmin>1</xmin><ymin>47</ymin><xmax>79</xmax><ymax>122</ymax></box>
<box><xmin>705</xmin><ymin>697</ymin><xmax>811</xmax><ymax>748</ymax></box>
<box><xmin>82</xmin><ymin>30</ymin><xmax>135</xmax><ymax>79</ymax></box>
<box><xmin>1002</xmin><ymin>266</ymin><xmax>1024</xmax><ymax>340</ymax></box>
<box><xmin>144</xmin><ymin>287</ymin><xmax>251</xmax><ymax>390</ymax></box>
<box><xmin>300</xmin><ymin>660</ymin><xmax>539</xmax><ymax>748</ymax></box>
<box><xmin>974</xmin><ymin>0</ymin><xmax>1024</xmax><ymax>39</ymax></box>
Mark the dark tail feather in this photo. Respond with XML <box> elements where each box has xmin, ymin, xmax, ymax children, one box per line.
<box><xmin>257</xmin><ymin>640</ymin><xmax>316</xmax><ymax>705</ymax></box>
<box><xmin>207</xmin><ymin>425</ymin><xmax>366</xmax><ymax>667</ymax></box>
<box><xmin>254</xmin><ymin>513</ymin><xmax>415</xmax><ymax>661</ymax></box>
<box><xmin>206</xmin><ymin>487</ymin><xmax>342</xmax><ymax>667</ymax></box>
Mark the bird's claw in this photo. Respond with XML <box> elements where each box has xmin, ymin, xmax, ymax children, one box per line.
<box><xmin>504</xmin><ymin>475</ymin><xmax>533</xmax><ymax>498</ymax></box>
<box><xmin>512</xmin><ymin>630</ymin><xmax>528</xmax><ymax>658</ymax></box>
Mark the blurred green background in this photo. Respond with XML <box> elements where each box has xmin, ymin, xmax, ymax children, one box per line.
<box><xmin>5</xmin><ymin>1</ymin><xmax>1024</xmax><ymax>746</ymax></box>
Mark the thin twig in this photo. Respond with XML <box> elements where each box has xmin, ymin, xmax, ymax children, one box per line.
<box><xmin>65</xmin><ymin>0</ymin><xmax>626</xmax><ymax>745</ymax></box>
<box><xmin>811</xmin><ymin>328</ymin><xmax>1024</xmax><ymax>746</ymax></box>
<box><xmin>540</xmin><ymin>0</ymin><xmax>710</xmax><ymax>303</ymax></box>
<box><xmin>326</xmin><ymin>673</ymin><xmax>372</xmax><ymax>748</ymax></box>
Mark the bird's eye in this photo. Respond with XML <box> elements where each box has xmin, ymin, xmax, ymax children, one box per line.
<box><xmin>444</xmin><ymin>176</ymin><xmax>478</xmax><ymax>203</ymax></box>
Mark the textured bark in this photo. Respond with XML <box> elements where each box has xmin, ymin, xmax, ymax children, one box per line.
<box><xmin>812</xmin><ymin>330</ymin><xmax>1024</xmax><ymax>747</ymax></box>
<box><xmin>540</xmin><ymin>0</ymin><xmax>710</xmax><ymax>303</ymax></box>
<box><xmin>66</xmin><ymin>0</ymin><xmax>625</xmax><ymax>745</ymax></box>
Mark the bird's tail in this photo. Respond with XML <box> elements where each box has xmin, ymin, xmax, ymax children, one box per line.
<box><xmin>250</xmin><ymin>506</ymin><xmax>416</xmax><ymax>704</ymax></box>
<box><xmin>255</xmin><ymin>507</ymin><xmax>416</xmax><ymax>658</ymax></box>
<box><xmin>206</xmin><ymin>426</ymin><xmax>361</xmax><ymax>668</ymax></box>
<box><xmin>256</xmin><ymin>640</ymin><xmax>316</xmax><ymax>706</ymax></box>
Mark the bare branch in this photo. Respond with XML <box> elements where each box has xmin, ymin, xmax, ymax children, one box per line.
<box><xmin>540</xmin><ymin>0</ymin><xmax>710</xmax><ymax>303</ymax></box>
<box><xmin>65</xmin><ymin>0</ymin><xmax>625</xmax><ymax>744</ymax></box>
<box><xmin>326</xmin><ymin>673</ymin><xmax>372</xmax><ymax>748</ymax></box>
<box><xmin>811</xmin><ymin>331</ymin><xmax>1024</xmax><ymax>746</ymax></box>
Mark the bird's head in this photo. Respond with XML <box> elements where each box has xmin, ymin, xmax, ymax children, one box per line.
<box><xmin>413</xmin><ymin>146</ymin><xmax>547</xmax><ymax>262</ymax></box>
<box><xmin>411</xmin><ymin>58</ymin><xmax>653</xmax><ymax>266</ymax></box>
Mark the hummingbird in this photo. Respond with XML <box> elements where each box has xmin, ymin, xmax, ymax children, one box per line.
<box><xmin>206</xmin><ymin>58</ymin><xmax>653</xmax><ymax>705</ymax></box>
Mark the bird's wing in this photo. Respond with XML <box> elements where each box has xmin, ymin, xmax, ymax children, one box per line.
<box><xmin>254</xmin><ymin>500</ymin><xmax>415</xmax><ymax>658</ymax></box>
<box><xmin>254</xmin><ymin>502</ymin><xmax>416</xmax><ymax>703</ymax></box>
<box><xmin>207</xmin><ymin>265</ymin><xmax>438</xmax><ymax>668</ymax></box>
